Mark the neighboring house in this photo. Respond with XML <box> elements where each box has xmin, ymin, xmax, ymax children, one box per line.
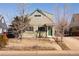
<box><xmin>69</xmin><ymin>14</ymin><xmax>79</xmax><ymax>36</ymax></box>
<box><xmin>0</xmin><ymin>15</ymin><xmax>7</xmax><ymax>34</ymax></box>
<box><xmin>22</xmin><ymin>9</ymin><xmax>55</xmax><ymax>38</ymax></box>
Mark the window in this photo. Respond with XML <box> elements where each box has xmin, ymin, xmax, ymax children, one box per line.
<box><xmin>34</xmin><ymin>15</ymin><xmax>41</xmax><ymax>17</ymax></box>
<box><xmin>76</xmin><ymin>27</ymin><xmax>79</xmax><ymax>30</ymax></box>
<box><xmin>29</xmin><ymin>27</ymin><xmax>33</xmax><ymax>31</ymax></box>
<box><xmin>38</xmin><ymin>27</ymin><xmax>46</xmax><ymax>31</ymax></box>
<box><xmin>72</xmin><ymin>17</ymin><xmax>75</xmax><ymax>22</ymax></box>
<box><xmin>26</xmin><ymin>27</ymin><xmax>33</xmax><ymax>31</ymax></box>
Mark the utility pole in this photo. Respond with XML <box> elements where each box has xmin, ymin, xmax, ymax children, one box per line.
<box><xmin>56</xmin><ymin>4</ymin><xmax>60</xmax><ymax>41</ymax></box>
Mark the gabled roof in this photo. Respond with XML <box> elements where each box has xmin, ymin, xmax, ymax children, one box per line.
<box><xmin>70</xmin><ymin>14</ymin><xmax>79</xmax><ymax>27</ymax></box>
<box><xmin>30</xmin><ymin>9</ymin><xmax>53</xmax><ymax>16</ymax></box>
<box><xmin>0</xmin><ymin>16</ymin><xmax>7</xmax><ymax>29</ymax></box>
<box><xmin>29</xmin><ymin>9</ymin><xmax>53</xmax><ymax>22</ymax></box>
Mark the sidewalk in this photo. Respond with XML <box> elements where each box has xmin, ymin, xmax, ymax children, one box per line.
<box><xmin>0</xmin><ymin>50</ymin><xmax>79</xmax><ymax>56</ymax></box>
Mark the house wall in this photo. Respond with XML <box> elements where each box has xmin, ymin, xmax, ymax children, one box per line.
<box><xmin>69</xmin><ymin>14</ymin><xmax>79</xmax><ymax>36</ymax></box>
<box><xmin>28</xmin><ymin>11</ymin><xmax>53</xmax><ymax>26</ymax></box>
<box><xmin>22</xmin><ymin>31</ymin><xmax>35</xmax><ymax>38</ymax></box>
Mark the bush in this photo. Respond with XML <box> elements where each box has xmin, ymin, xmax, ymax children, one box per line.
<box><xmin>0</xmin><ymin>34</ymin><xmax>8</xmax><ymax>48</ymax></box>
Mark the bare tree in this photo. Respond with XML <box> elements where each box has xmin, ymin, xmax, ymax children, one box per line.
<box><xmin>16</xmin><ymin>3</ymin><xmax>28</xmax><ymax>39</ymax></box>
<box><xmin>11</xmin><ymin>14</ymin><xmax>30</xmax><ymax>39</ymax></box>
<box><xmin>55</xmin><ymin>4</ymin><xmax>69</xmax><ymax>43</ymax></box>
<box><xmin>57</xmin><ymin>17</ymin><xmax>68</xmax><ymax>42</ymax></box>
<box><xmin>17</xmin><ymin>3</ymin><xmax>27</xmax><ymax>16</ymax></box>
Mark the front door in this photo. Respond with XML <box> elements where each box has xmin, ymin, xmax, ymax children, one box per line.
<box><xmin>47</xmin><ymin>26</ymin><xmax>52</xmax><ymax>37</ymax></box>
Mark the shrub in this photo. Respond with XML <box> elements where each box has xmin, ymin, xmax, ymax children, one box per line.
<box><xmin>0</xmin><ymin>34</ymin><xmax>8</xmax><ymax>48</ymax></box>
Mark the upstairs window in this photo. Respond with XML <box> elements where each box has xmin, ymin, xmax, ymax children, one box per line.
<box><xmin>34</xmin><ymin>15</ymin><xmax>41</xmax><ymax>17</ymax></box>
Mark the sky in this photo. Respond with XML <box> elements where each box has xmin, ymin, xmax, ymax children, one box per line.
<box><xmin>0</xmin><ymin>3</ymin><xmax>79</xmax><ymax>25</ymax></box>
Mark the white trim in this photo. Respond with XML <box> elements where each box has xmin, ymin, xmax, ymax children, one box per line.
<box><xmin>52</xmin><ymin>26</ymin><xmax>55</xmax><ymax>37</ymax></box>
<box><xmin>0</xmin><ymin>28</ymin><xmax>2</xmax><ymax>34</ymax></box>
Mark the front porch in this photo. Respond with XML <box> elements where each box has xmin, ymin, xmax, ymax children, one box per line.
<box><xmin>22</xmin><ymin>24</ymin><xmax>55</xmax><ymax>38</ymax></box>
<box><xmin>36</xmin><ymin>25</ymin><xmax>55</xmax><ymax>38</ymax></box>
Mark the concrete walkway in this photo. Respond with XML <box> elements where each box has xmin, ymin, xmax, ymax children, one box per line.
<box><xmin>63</xmin><ymin>37</ymin><xmax>79</xmax><ymax>50</ymax></box>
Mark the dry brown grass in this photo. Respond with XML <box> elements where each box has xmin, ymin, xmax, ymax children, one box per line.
<box><xmin>1</xmin><ymin>38</ymin><xmax>62</xmax><ymax>50</ymax></box>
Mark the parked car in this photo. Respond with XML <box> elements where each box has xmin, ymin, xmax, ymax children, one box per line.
<box><xmin>7</xmin><ymin>28</ymin><xmax>15</xmax><ymax>38</ymax></box>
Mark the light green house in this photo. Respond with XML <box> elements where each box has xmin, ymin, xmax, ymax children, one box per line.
<box><xmin>22</xmin><ymin>9</ymin><xmax>55</xmax><ymax>38</ymax></box>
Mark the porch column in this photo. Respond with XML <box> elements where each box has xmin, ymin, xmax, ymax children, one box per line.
<box><xmin>52</xmin><ymin>26</ymin><xmax>55</xmax><ymax>37</ymax></box>
<box><xmin>47</xmin><ymin>26</ymin><xmax>48</xmax><ymax>37</ymax></box>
